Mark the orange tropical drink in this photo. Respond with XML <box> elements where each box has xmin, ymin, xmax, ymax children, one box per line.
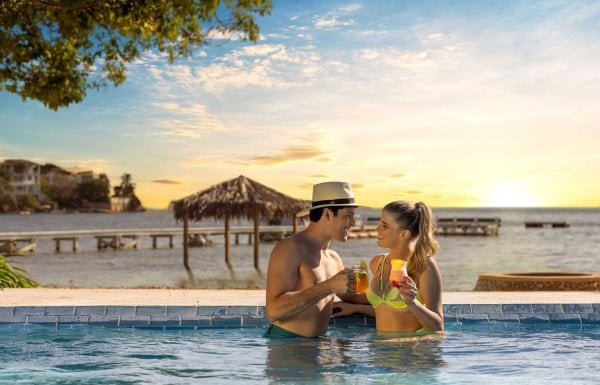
<box><xmin>389</xmin><ymin>259</ymin><xmax>408</xmax><ymax>289</ymax></box>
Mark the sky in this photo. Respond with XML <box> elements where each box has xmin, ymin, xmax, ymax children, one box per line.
<box><xmin>1</xmin><ymin>0</ymin><xmax>599</xmax><ymax>209</ymax></box>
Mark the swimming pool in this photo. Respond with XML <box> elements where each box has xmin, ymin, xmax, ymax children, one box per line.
<box><xmin>1</xmin><ymin>323</ymin><xmax>598</xmax><ymax>384</ymax></box>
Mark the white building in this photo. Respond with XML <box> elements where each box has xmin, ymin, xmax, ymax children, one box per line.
<box><xmin>0</xmin><ymin>159</ymin><xmax>42</xmax><ymax>199</ymax></box>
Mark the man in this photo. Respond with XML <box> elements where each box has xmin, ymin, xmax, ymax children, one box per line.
<box><xmin>265</xmin><ymin>181</ymin><xmax>361</xmax><ymax>338</ymax></box>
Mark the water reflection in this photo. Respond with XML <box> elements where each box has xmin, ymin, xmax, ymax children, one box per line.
<box><xmin>265</xmin><ymin>329</ymin><xmax>446</xmax><ymax>383</ymax></box>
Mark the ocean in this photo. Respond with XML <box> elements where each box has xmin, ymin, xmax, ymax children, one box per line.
<box><xmin>1</xmin><ymin>208</ymin><xmax>598</xmax><ymax>291</ymax></box>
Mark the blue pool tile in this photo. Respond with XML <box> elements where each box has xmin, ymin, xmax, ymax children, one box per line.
<box><xmin>457</xmin><ymin>314</ymin><xmax>489</xmax><ymax>323</ymax></box>
<box><xmin>488</xmin><ymin>314</ymin><xmax>520</xmax><ymax>323</ymax></box>
<box><xmin>27</xmin><ymin>315</ymin><xmax>58</xmax><ymax>324</ymax></box>
<box><xmin>75</xmin><ymin>306</ymin><xmax>106</xmax><ymax>316</ymax></box>
<box><xmin>166</xmin><ymin>306</ymin><xmax>196</xmax><ymax>316</ymax></box>
<box><xmin>119</xmin><ymin>315</ymin><xmax>151</xmax><ymax>327</ymax></box>
<box><xmin>227</xmin><ymin>306</ymin><xmax>258</xmax><ymax>316</ymax></box>
<box><xmin>13</xmin><ymin>306</ymin><xmax>44</xmax><ymax>316</ymax></box>
<box><xmin>58</xmin><ymin>316</ymin><xmax>90</xmax><ymax>324</ymax></box>
<box><xmin>581</xmin><ymin>314</ymin><xmax>600</xmax><ymax>324</ymax></box>
<box><xmin>592</xmin><ymin>304</ymin><xmax>600</xmax><ymax>313</ymax></box>
<box><xmin>562</xmin><ymin>304</ymin><xmax>594</xmax><ymax>314</ymax></box>
<box><xmin>211</xmin><ymin>316</ymin><xmax>242</xmax><ymax>328</ymax></box>
<box><xmin>257</xmin><ymin>306</ymin><xmax>266</xmax><ymax>315</ymax></box>
<box><xmin>0</xmin><ymin>316</ymin><xmax>26</xmax><ymax>324</ymax></box>
<box><xmin>181</xmin><ymin>316</ymin><xmax>212</xmax><ymax>327</ymax></box>
<box><xmin>549</xmin><ymin>314</ymin><xmax>581</xmax><ymax>324</ymax></box>
<box><xmin>88</xmin><ymin>316</ymin><xmax>119</xmax><ymax>325</ymax></box>
<box><xmin>149</xmin><ymin>316</ymin><xmax>181</xmax><ymax>327</ymax></box>
<box><xmin>531</xmin><ymin>304</ymin><xmax>563</xmax><ymax>314</ymax></box>
<box><xmin>332</xmin><ymin>314</ymin><xmax>366</xmax><ymax>327</ymax></box>
<box><xmin>502</xmin><ymin>304</ymin><xmax>533</xmax><ymax>314</ymax></box>
<box><xmin>106</xmin><ymin>306</ymin><xmax>135</xmax><ymax>316</ymax></box>
<box><xmin>241</xmin><ymin>316</ymin><xmax>268</xmax><ymax>327</ymax></box>
<box><xmin>44</xmin><ymin>306</ymin><xmax>75</xmax><ymax>316</ymax></box>
<box><xmin>471</xmin><ymin>304</ymin><xmax>503</xmax><ymax>314</ymax></box>
<box><xmin>519</xmin><ymin>314</ymin><xmax>551</xmax><ymax>324</ymax></box>
<box><xmin>197</xmin><ymin>306</ymin><xmax>227</xmax><ymax>316</ymax></box>
<box><xmin>0</xmin><ymin>307</ymin><xmax>13</xmax><ymax>316</ymax></box>
<box><xmin>444</xmin><ymin>304</ymin><xmax>471</xmax><ymax>314</ymax></box>
<box><xmin>443</xmin><ymin>314</ymin><xmax>458</xmax><ymax>323</ymax></box>
<box><xmin>136</xmin><ymin>306</ymin><xmax>167</xmax><ymax>316</ymax></box>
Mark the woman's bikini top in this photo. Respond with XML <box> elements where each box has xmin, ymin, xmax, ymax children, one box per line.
<box><xmin>366</xmin><ymin>254</ymin><xmax>423</xmax><ymax>309</ymax></box>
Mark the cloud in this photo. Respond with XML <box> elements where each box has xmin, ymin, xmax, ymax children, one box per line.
<box><xmin>58</xmin><ymin>158</ymin><xmax>114</xmax><ymax>175</ymax></box>
<box><xmin>195</xmin><ymin>43</ymin><xmax>323</xmax><ymax>92</ymax></box>
<box><xmin>245</xmin><ymin>145</ymin><xmax>329</xmax><ymax>166</ymax></box>
<box><xmin>151</xmin><ymin>102</ymin><xmax>240</xmax><ymax>138</ymax></box>
<box><xmin>151</xmin><ymin>179</ymin><xmax>182</xmax><ymax>185</ymax></box>
<box><xmin>313</xmin><ymin>3</ymin><xmax>361</xmax><ymax>30</ymax></box>
<box><xmin>390</xmin><ymin>173</ymin><xmax>407</xmax><ymax>178</ymax></box>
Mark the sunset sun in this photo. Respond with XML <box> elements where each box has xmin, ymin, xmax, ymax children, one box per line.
<box><xmin>483</xmin><ymin>183</ymin><xmax>538</xmax><ymax>207</ymax></box>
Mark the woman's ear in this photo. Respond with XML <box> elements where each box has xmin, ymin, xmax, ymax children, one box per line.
<box><xmin>399</xmin><ymin>229</ymin><xmax>411</xmax><ymax>241</ymax></box>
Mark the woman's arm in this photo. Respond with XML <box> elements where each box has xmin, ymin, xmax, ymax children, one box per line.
<box><xmin>398</xmin><ymin>257</ymin><xmax>444</xmax><ymax>331</ymax></box>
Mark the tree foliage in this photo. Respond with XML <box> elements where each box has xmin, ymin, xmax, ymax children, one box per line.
<box><xmin>78</xmin><ymin>173</ymin><xmax>110</xmax><ymax>203</ymax></box>
<box><xmin>0</xmin><ymin>0</ymin><xmax>272</xmax><ymax>110</ymax></box>
<box><xmin>114</xmin><ymin>173</ymin><xmax>144</xmax><ymax>211</ymax></box>
<box><xmin>0</xmin><ymin>168</ymin><xmax>16</xmax><ymax>213</ymax></box>
<box><xmin>0</xmin><ymin>251</ymin><xmax>38</xmax><ymax>288</ymax></box>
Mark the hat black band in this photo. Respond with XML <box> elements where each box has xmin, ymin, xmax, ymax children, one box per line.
<box><xmin>312</xmin><ymin>198</ymin><xmax>355</xmax><ymax>207</ymax></box>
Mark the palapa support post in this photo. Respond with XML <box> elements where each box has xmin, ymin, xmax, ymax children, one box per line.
<box><xmin>224</xmin><ymin>215</ymin><xmax>233</xmax><ymax>276</ymax></box>
<box><xmin>182</xmin><ymin>211</ymin><xmax>194</xmax><ymax>281</ymax></box>
<box><xmin>253</xmin><ymin>208</ymin><xmax>260</xmax><ymax>273</ymax></box>
<box><xmin>293</xmin><ymin>215</ymin><xmax>298</xmax><ymax>234</ymax></box>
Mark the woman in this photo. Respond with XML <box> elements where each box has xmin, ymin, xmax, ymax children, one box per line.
<box><xmin>333</xmin><ymin>201</ymin><xmax>444</xmax><ymax>332</ymax></box>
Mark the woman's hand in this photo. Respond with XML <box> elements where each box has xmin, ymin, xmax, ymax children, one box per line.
<box><xmin>396</xmin><ymin>276</ymin><xmax>418</xmax><ymax>305</ymax></box>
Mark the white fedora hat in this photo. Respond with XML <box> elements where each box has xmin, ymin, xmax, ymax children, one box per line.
<box><xmin>296</xmin><ymin>181</ymin><xmax>359</xmax><ymax>217</ymax></box>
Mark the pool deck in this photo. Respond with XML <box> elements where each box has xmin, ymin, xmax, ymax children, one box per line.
<box><xmin>1</xmin><ymin>289</ymin><xmax>598</xmax><ymax>327</ymax></box>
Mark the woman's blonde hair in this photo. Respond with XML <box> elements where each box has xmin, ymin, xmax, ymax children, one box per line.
<box><xmin>382</xmin><ymin>200</ymin><xmax>439</xmax><ymax>278</ymax></box>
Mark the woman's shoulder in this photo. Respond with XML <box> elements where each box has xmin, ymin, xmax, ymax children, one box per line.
<box><xmin>369</xmin><ymin>253</ymin><xmax>386</xmax><ymax>271</ymax></box>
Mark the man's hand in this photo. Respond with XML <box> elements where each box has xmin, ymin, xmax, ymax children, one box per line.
<box><xmin>328</xmin><ymin>268</ymin><xmax>355</xmax><ymax>296</ymax></box>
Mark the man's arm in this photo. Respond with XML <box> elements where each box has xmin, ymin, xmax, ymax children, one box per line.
<box><xmin>265</xmin><ymin>240</ymin><xmax>352</xmax><ymax>323</ymax></box>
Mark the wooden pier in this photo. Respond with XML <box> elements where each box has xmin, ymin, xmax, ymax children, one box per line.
<box><xmin>0</xmin><ymin>225</ymin><xmax>298</xmax><ymax>254</ymax></box>
<box><xmin>525</xmin><ymin>221</ymin><xmax>570</xmax><ymax>228</ymax></box>
<box><xmin>436</xmin><ymin>217</ymin><xmax>501</xmax><ymax>236</ymax></box>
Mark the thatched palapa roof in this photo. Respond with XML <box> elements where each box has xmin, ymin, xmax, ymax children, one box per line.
<box><xmin>172</xmin><ymin>175</ymin><xmax>306</xmax><ymax>221</ymax></box>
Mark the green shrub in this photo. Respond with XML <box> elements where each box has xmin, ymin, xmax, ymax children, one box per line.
<box><xmin>0</xmin><ymin>246</ymin><xmax>38</xmax><ymax>288</ymax></box>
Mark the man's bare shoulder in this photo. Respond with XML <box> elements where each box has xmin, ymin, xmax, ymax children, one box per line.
<box><xmin>269</xmin><ymin>234</ymin><xmax>304</xmax><ymax>262</ymax></box>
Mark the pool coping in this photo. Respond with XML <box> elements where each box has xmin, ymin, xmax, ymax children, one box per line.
<box><xmin>1</xmin><ymin>289</ymin><xmax>598</xmax><ymax>327</ymax></box>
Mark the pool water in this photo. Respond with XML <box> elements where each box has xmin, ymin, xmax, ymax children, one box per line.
<box><xmin>0</xmin><ymin>323</ymin><xmax>598</xmax><ymax>385</ymax></box>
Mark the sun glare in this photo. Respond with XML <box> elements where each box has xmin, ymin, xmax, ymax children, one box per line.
<box><xmin>483</xmin><ymin>183</ymin><xmax>537</xmax><ymax>207</ymax></box>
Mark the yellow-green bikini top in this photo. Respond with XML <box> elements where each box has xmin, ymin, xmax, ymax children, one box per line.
<box><xmin>366</xmin><ymin>254</ymin><xmax>423</xmax><ymax>309</ymax></box>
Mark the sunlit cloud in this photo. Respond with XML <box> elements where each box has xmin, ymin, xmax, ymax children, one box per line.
<box><xmin>390</xmin><ymin>173</ymin><xmax>407</xmax><ymax>178</ymax></box>
<box><xmin>245</xmin><ymin>145</ymin><xmax>330</xmax><ymax>166</ymax></box>
<box><xmin>151</xmin><ymin>179</ymin><xmax>182</xmax><ymax>185</ymax></box>
<box><xmin>151</xmin><ymin>102</ymin><xmax>240</xmax><ymax>138</ymax></box>
<box><xmin>59</xmin><ymin>159</ymin><xmax>114</xmax><ymax>175</ymax></box>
